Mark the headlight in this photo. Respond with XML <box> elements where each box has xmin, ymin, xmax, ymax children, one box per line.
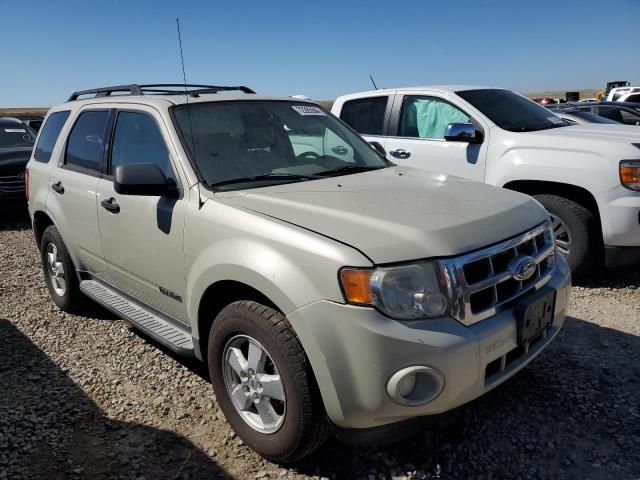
<box><xmin>340</xmin><ymin>262</ymin><xmax>448</xmax><ymax>319</ymax></box>
<box><xmin>620</xmin><ymin>160</ymin><xmax>640</xmax><ymax>191</ymax></box>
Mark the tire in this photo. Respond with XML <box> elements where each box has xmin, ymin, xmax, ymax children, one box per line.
<box><xmin>207</xmin><ymin>300</ymin><xmax>330</xmax><ymax>463</ymax></box>
<box><xmin>534</xmin><ymin>194</ymin><xmax>601</xmax><ymax>279</ymax></box>
<box><xmin>40</xmin><ymin>225</ymin><xmax>86</xmax><ymax>313</ymax></box>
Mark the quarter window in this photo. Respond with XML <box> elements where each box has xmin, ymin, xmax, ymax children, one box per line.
<box><xmin>65</xmin><ymin>111</ymin><xmax>110</xmax><ymax>172</ymax></box>
<box><xmin>34</xmin><ymin>111</ymin><xmax>70</xmax><ymax>163</ymax></box>
<box><xmin>399</xmin><ymin>96</ymin><xmax>470</xmax><ymax>139</ymax></box>
<box><xmin>110</xmin><ymin>111</ymin><xmax>173</xmax><ymax>180</ymax></box>
<box><xmin>340</xmin><ymin>96</ymin><xmax>388</xmax><ymax>135</ymax></box>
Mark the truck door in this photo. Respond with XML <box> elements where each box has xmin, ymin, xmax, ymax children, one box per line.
<box><xmin>384</xmin><ymin>93</ymin><xmax>488</xmax><ymax>182</ymax></box>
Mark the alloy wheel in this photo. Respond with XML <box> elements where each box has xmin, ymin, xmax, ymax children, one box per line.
<box><xmin>46</xmin><ymin>243</ymin><xmax>66</xmax><ymax>297</ymax></box>
<box><xmin>222</xmin><ymin>334</ymin><xmax>286</xmax><ymax>434</ymax></box>
<box><xmin>550</xmin><ymin>214</ymin><xmax>571</xmax><ymax>255</ymax></box>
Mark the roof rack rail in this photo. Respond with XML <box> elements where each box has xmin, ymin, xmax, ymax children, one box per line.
<box><xmin>67</xmin><ymin>83</ymin><xmax>256</xmax><ymax>101</ymax></box>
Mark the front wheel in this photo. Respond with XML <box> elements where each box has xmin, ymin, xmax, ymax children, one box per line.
<box><xmin>207</xmin><ymin>301</ymin><xmax>330</xmax><ymax>463</ymax></box>
<box><xmin>534</xmin><ymin>194</ymin><xmax>600</xmax><ymax>279</ymax></box>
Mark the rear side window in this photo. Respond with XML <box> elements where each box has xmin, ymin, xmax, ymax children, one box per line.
<box><xmin>340</xmin><ymin>96</ymin><xmax>388</xmax><ymax>135</ymax></box>
<box><xmin>34</xmin><ymin>111</ymin><xmax>70</xmax><ymax>163</ymax></box>
<box><xmin>624</xmin><ymin>94</ymin><xmax>640</xmax><ymax>104</ymax></box>
<box><xmin>65</xmin><ymin>111</ymin><xmax>110</xmax><ymax>172</ymax></box>
<box><xmin>110</xmin><ymin>111</ymin><xmax>174</xmax><ymax>180</ymax></box>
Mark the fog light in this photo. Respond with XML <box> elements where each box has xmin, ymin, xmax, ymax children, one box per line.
<box><xmin>387</xmin><ymin>366</ymin><xmax>445</xmax><ymax>406</ymax></box>
<box><xmin>397</xmin><ymin>373</ymin><xmax>417</xmax><ymax>397</ymax></box>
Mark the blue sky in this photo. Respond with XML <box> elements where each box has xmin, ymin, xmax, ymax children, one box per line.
<box><xmin>1</xmin><ymin>0</ymin><xmax>638</xmax><ymax>107</ymax></box>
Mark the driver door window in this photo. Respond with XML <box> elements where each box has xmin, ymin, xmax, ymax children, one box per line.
<box><xmin>399</xmin><ymin>96</ymin><xmax>470</xmax><ymax>139</ymax></box>
<box><xmin>110</xmin><ymin>111</ymin><xmax>175</xmax><ymax>180</ymax></box>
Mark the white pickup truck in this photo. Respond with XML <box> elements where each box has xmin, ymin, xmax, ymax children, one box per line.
<box><xmin>332</xmin><ymin>86</ymin><xmax>640</xmax><ymax>277</ymax></box>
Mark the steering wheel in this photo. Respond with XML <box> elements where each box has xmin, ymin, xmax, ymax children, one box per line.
<box><xmin>296</xmin><ymin>151</ymin><xmax>321</xmax><ymax>161</ymax></box>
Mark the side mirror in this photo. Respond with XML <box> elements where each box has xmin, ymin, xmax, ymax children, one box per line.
<box><xmin>369</xmin><ymin>141</ymin><xmax>386</xmax><ymax>157</ymax></box>
<box><xmin>444</xmin><ymin>123</ymin><xmax>482</xmax><ymax>143</ymax></box>
<box><xmin>114</xmin><ymin>163</ymin><xmax>176</xmax><ymax>197</ymax></box>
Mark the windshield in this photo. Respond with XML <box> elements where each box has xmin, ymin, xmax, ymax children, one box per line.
<box><xmin>0</xmin><ymin>120</ymin><xmax>37</xmax><ymax>149</ymax></box>
<box><xmin>456</xmin><ymin>89</ymin><xmax>567</xmax><ymax>132</ymax></box>
<box><xmin>173</xmin><ymin>101</ymin><xmax>389</xmax><ymax>191</ymax></box>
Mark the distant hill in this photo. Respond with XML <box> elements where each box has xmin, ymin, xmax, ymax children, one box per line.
<box><xmin>0</xmin><ymin>107</ymin><xmax>48</xmax><ymax>117</ymax></box>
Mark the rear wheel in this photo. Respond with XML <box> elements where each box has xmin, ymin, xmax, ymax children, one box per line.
<box><xmin>207</xmin><ymin>300</ymin><xmax>330</xmax><ymax>463</ymax></box>
<box><xmin>40</xmin><ymin>225</ymin><xmax>85</xmax><ymax>313</ymax></box>
<box><xmin>534</xmin><ymin>194</ymin><xmax>600</xmax><ymax>279</ymax></box>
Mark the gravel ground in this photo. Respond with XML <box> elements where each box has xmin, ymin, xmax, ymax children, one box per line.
<box><xmin>1</xmin><ymin>211</ymin><xmax>639</xmax><ymax>480</ymax></box>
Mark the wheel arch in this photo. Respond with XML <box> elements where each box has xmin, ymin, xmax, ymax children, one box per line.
<box><xmin>32</xmin><ymin>210</ymin><xmax>55</xmax><ymax>248</ymax></box>
<box><xmin>195</xmin><ymin>280</ymin><xmax>280</xmax><ymax>361</ymax></box>
<box><xmin>503</xmin><ymin>180</ymin><xmax>603</xmax><ymax>232</ymax></box>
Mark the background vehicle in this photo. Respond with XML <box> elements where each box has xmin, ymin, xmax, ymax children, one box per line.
<box><xmin>606</xmin><ymin>86</ymin><xmax>640</xmax><ymax>102</ymax></box>
<box><xmin>566</xmin><ymin>101</ymin><xmax>640</xmax><ymax>126</ymax></box>
<box><xmin>332</xmin><ymin>86</ymin><xmax>640</xmax><ymax>278</ymax></box>
<box><xmin>15</xmin><ymin>115</ymin><xmax>45</xmax><ymax>132</ymax></box>
<box><xmin>0</xmin><ymin>117</ymin><xmax>36</xmax><ymax>203</ymax></box>
<box><xmin>546</xmin><ymin>107</ymin><xmax>622</xmax><ymax>125</ymax></box>
<box><xmin>27</xmin><ymin>83</ymin><xmax>570</xmax><ymax>462</ymax></box>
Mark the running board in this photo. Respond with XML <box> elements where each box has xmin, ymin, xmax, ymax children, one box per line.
<box><xmin>80</xmin><ymin>280</ymin><xmax>194</xmax><ymax>356</ymax></box>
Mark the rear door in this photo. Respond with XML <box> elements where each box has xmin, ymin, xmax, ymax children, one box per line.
<box><xmin>96</xmin><ymin>107</ymin><xmax>189</xmax><ymax>323</ymax></box>
<box><xmin>46</xmin><ymin>109</ymin><xmax>111</xmax><ymax>277</ymax></box>
<box><xmin>383</xmin><ymin>92</ymin><xmax>487</xmax><ymax>181</ymax></box>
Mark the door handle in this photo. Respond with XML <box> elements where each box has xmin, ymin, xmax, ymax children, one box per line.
<box><xmin>51</xmin><ymin>181</ymin><xmax>64</xmax><ymax>194</ymax></box>
<box><xmin>390</xmin><ymin>149</ymin><xmax>411</xmax><ymax>159</ymax></box>
<box><xmin>101</xmin><ymin>197</ymin><xmax>120</xmax><ymax>214</ymax></box>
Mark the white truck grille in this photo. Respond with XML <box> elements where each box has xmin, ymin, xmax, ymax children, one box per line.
<box><xmin>438</xmin><ymin>222</ymin><xmax>556</xmax><ymax>326</ymax></box>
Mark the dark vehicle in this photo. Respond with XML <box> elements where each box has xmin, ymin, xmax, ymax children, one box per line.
<box><xmin>0</xmin><ymin>117</ymin><xmax>36</xmax><ymax>202</ymax></box>
<box><xmin>548</xmin><ymin>107</ymin><xmax>621</xmax><ymax>125</ymax></box>
<box><xmin>566</xmin><ymin>102</ymin><xmax>640</xmax><ymax>126</ymax></box>
<box><xmin>15</xmin><ymin>115</ymin><xmax>45</xmax><ymax>132</ymax></box>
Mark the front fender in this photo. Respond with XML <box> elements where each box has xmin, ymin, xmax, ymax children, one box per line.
<box><xmin>184</xmin><ymin>198</ymin><xmax>373</xmax><ymax>340</ymax></box>
<box><xmin>488</xmin><ymin>147</ymin><xmax>614</xmax><ymax>196</ymax></box>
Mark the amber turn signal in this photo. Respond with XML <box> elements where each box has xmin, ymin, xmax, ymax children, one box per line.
<box><xmin>340</xmin><ymin>269</ymin><xmax>373</xmax><ymax>304</ymax></box>
<box><xmin>620</xmin><ymin>162</ymin><xmax>640</xmax><ymax>191</ymax></box>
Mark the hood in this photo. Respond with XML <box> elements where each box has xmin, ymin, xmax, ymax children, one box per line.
<box><xmin>523</xmin><ymin>124</ymin><xmax>640</xmax><ymax>144</ymax></box>
<box><xmin>217</xmin><ymin>166</ymin><xmax>548</xmax><ymax>264</ymax></box>
<box><xmin>0</xmin><ymin>147</ymin><xmax>32</xmax><ymax>168</ymax></box>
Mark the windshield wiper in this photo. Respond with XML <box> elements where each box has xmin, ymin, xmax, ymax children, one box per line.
<box><xmin>316</xmin><ymin>165</ymin><xmax>385</xmax><ymax>177</ymax></box>
<box><xmin>210</xmin><ymin>172</ymin><xmax>322</xmax><ymax>188</ymax></box>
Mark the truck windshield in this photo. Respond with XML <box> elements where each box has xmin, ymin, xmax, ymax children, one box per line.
<box><xmin>173</xmin><ymin>100</ymin><xmax>389</xmax><ymax>191</ymax></box>
<box><xmin>456</xmin><ymin>89</ymin><xmax>567</xmax><ymax>133</ymax></box>
<box><xmin>0</xmin><ymin>120</ymin><xmax>37</xmax><ymax>149</ymax></box>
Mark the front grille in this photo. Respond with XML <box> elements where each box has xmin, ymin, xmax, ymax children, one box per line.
<box><xmin>0</xmin><ymin>166</ymin><xmax>26</xmax><ymax>194</ymax></box>
<box><xmin>438</xmin><ymin>222</ymin><xmax>556</xmax><ymax>326</ymax></box>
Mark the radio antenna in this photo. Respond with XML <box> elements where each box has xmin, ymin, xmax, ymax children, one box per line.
<box><xmin>369</xmin><ymin>75</ymin><xmax>379</xmax><ymax>90</ymax></box>
<box><xmin>176</xmin><ymin>18</ymin><xmax>204</xmax><ymax>209</ymax></box>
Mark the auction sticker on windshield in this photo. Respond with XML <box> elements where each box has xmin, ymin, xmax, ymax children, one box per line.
<box><xmin>547</xmin><ymin>116</ymin><xmax>565</xmax><ymax>125</ymax></box>
<box><xmin>291</xmin><ymin>105</ymin><xmax>326</xmax><ymax>116</ymax></box>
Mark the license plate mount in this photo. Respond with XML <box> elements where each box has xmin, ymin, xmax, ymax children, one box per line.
<box><xmin>514</xmin><ymin>286</ymin><xmax>556</xmax><ymax>346</ymax></box>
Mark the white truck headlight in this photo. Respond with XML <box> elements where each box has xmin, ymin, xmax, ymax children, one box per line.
<box><xmin>340</xmin><ymin>262</ymin><xmax>448</xmax><ymax>319</ymax></box>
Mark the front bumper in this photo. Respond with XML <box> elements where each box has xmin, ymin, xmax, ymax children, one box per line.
<box><xmin>597</xmin><ymin>188</ymin><xmax>640</xmax><ymax>248</ymax></box>
<box><xmin>287</xmin><ymin>256</ymin><xmax>570</xmax><ymax>430</ymax></box>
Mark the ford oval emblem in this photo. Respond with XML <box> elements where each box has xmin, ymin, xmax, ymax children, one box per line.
<box><xmin>509</xmin><ymin>256</ymin><xmax>536</xmax><ymax>281</ymax></box>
